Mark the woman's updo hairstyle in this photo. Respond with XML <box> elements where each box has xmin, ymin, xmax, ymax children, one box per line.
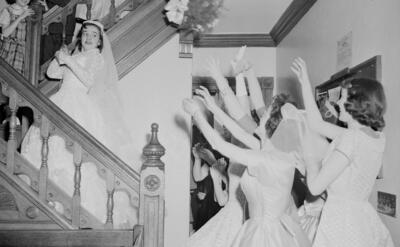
<box><xmin>341</xmin><ymin>78</ymin><xmax>386</xmax><ymax>131</ymax></box>
<box><xmin>265</xmin><ymin>93</ymin><xmax>292</xmax><ymax>138</ymax></box>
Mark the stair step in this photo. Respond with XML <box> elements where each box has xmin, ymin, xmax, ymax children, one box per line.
<box><xmin>0</xmin><ymin>229</ymin><xmax>134</xmax><ymax>247</ymax></box>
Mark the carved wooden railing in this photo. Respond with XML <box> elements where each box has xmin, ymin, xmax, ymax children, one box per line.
<box><xmin>0</xmin><ymin>59</ymin><xmax>140</xmax><ymax>230</ymax></box>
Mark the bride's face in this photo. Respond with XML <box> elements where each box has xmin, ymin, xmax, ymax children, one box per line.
<box><xmin>81</xmin><ymin>25</ymin><xmax>101</xmax><ymax>51</ymax></box>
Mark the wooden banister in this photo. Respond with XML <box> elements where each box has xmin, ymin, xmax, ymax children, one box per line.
<box><xmin>0</xmin><ymin>59</ymin><xmax>140</xmax><ymax>193</ymax></box>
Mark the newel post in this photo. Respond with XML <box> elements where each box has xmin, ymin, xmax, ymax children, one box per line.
<box><xmin>139</xmin><ymin>123</ymin><xmax>165</xmax><ymax>247</ymax></box>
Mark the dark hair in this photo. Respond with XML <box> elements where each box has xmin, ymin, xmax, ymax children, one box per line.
<box><xmin>75</xmin><ymin>22</ymin><xmax>104</xmax><ymax>52</ymax></box>
<box><xmin>341</xmin><ymin>78</ymin><xmax>386</xmax><ymax>131</ymax></box>
<box><xmin>6</xmin><ymin>0</ymin><xmax>31</xmax><ymax>4</ymax></box>
<box><xmin>265</xmin><ymin>93</ymin><xmax>292</xmax><ymax>138</ymax></box>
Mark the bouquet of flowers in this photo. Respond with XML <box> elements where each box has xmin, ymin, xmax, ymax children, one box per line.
<box><xmin>164</xmin><ymin>0</ymin><xmax>224</xmax><ymax>33</ymax></box>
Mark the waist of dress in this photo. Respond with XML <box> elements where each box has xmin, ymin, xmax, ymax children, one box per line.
<box><xmin>327</xmin><ymin>194</ymin><xmax>369</xmax><ymax>205</ymax></box>
<box><xmin>249</xmin><ymin>213</ymin><xmax>300</xmax><ymax>238</ymax></box>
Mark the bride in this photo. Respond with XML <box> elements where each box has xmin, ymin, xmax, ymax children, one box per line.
<box><xmin>21</xmin><ymin>20</ymin><xmax>136</xmax><ymax>229</ymax></box>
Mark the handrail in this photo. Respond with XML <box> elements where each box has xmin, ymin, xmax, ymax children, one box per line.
<box><xmin>0</xmin><ymin>59</ymin><xmax>140</xmax><ymax>192</ymax></box>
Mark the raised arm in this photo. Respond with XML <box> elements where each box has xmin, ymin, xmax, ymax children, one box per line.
<box><xmin>192</xmin><ymin>144</ymin><xmax>210</xmax><ymax>182</ymax></box>
<box><xmin>0</xmin><ymin>8</ymin><xmax>34</xmax><ymax>37</ymax></box>
<box><xmin>57</xmin><ymin>50</ymin><xmax>103</xmax><ymax>89</ymax></box>
<box><xmin>46</xmin><ymin>54</ymin><xmax>64</xmax><ymax>79</ymax></box>
<box><xmin>210</xmin><ymin>158</ymin><xmax>228</xmax><ymax>206</ymax></box>
<box><xmin>291</xmin><ymin>58</ymin><xmax>344</xmax><ymax>140</ymax></box>
<box><xmin>230</xmin><ymin>47</ymin><xmax>266</xmax><ymax>119</ymax></box>
<box><xmin>302</xmin><ymin>129</ymin><xmax>351</xmax><ymax>196</ymax></box>
<box><xmin>206</xmin><ymin>58</ymin><xmax>250</xmax><ymax>121</ymax></box>
<box><xmin>183</xmin><ymin>98</ymin><xmax>264</xmax><ymax>167</ymax></box>
<box><xmin>195</xmin><ymin>87</ymin><xmax>260</xmax><ymax>150</ymax></box>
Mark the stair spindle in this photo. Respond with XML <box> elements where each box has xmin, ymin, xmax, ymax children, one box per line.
<box><xmin>105</xmin><ymin>171</ymin><xmax>115</xmax><ymax>229</ymax></box>
<box><xmin>6</xmin><ymin>89</ymin><xmax>18</xmax><ymax>174</ymax></box>
<box><xmin>72</xmin><ymin>143</ymin><xmax>82</xmax><ymax>227</ymax></box>
<box><xmin>39</xmin><ymin>115</ymin><xmax>50</xmax><ymax>201</ymax></box>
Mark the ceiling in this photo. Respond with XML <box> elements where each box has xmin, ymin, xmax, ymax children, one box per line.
<box><xmin>210</xmin><ymin>0</ymin><xmax>293</xmax><ymax>34</ymax></box>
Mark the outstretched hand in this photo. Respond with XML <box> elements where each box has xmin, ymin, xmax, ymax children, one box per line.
<box><xmin>197</xmin><ymin>146</ymin><xmax>216</xmax><ymax>165</ymax></box>
<box><xmin>231</xmin><ymin>46</ymin><xmax>252</xmax><ymax>75</ymax></box>
<box><xmin>205</xmin><ymin>57</ymin><xmax>224</xmax><ymax>80</ymax></box>
<box><xmin>182</xmin><ymin>98</ymin><xmax>201</xmax><ymax>116</ymax></box>
<box><xmin>20</xmin><ymin>8</ymin><xmax>35</xmax><ymax>19</ymax></box>
<box><xmin>195</xmin><ymin>86</ymin><xmax>219</xmax><ymax>113</ymax></box>
<box><xmin>192</xmin><ymin>143</ymin><xmax>201</xmax><ymax>159</ymax></box>
<box><xmin>291</xmin><ymin>57</ymin><xmax>311</xmax><ymax>86</ymax></box>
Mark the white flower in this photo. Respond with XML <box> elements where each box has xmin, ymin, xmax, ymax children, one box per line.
<box><xmin>208</xmin><ymin>19</ymin><xmax>219</xmax><ymax>28</ymax></box>
<box><xmin>164</xmin><ymin>0</ymin><xmax>188</xmax><ymax>12</ymax></box>
<box><xmin>166</xmin><ymin>10</ymin><xmax>185</xmax><ymax>25</ymax></box>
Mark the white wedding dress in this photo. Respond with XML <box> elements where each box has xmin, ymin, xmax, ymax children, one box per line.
<box><xmin>21</xmin><ymin>48</ymin><xmax>136</xmax><ymax>228</ymax></box>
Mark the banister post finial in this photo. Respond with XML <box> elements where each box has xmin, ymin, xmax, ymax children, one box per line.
<box><xmin>142</xmin><ymin>123</ymin><xmax>165</xmax><ymax>169</ymax></box>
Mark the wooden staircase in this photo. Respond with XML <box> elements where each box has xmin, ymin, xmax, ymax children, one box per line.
<box><xmin>0</xmin><ymin>0</ymin><xmax>172</xmax><ymax>246</ymax></box>
<box><xmin>39</xmin><ymin>0</ymin><xmax>177</xmax><ymax>96</ymax></box>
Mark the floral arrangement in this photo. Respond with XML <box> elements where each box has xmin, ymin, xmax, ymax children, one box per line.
<box><xmin>164</xmin><ymin>0</ymin><xmax>224</xmax><ymax>33</ymax></box>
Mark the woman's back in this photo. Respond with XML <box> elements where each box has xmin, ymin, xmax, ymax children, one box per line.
<box><xmin>314</xmin><ymin>128</ymin><xmax>393</xmax><ymax>247</ymax></box>
<box><xmin>325</xmin><ymin>128</ymin><xmax>385</xmax><ymax>200</ymax></box>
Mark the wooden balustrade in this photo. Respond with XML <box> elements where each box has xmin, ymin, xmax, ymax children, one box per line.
<box><xmin>140</xmin><ymin>123</ymin><xmax>165</xmax><ymax>247</ymax></box>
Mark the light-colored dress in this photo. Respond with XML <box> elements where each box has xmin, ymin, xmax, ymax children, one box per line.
<box><xmin>313</xmin><ymin>128</ymin><xmax>394</xmax><ymax>247</ymax></box>
<box><xmin>0</xmin><ymin>5</ymin><xmax>28</xmax><ymax>75</ymax></box>
<box><xmin>21</xmin><ymin>49</ymin><xmax>136</xmax><ymax>228</ymax></box>
<box><xmin>186</xmin><ymin>166</ymin><xmax>246</xmax><ymax>247</ymax></box>
<box><xmin>232</xmin><ymin>147</ymin><xmax>311</xmax><ymax>247</ymax></box>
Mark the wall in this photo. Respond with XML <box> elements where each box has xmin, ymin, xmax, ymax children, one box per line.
<box><xmin>193</xmin><ymin>47</ymin><xmax>276</xmax><ymax>78</ymax></box>
<box><xmin>117</xmin><ymin>35</ymin><xmax>192</xmax><ymax>247</ymax></box>
<box><xmin>276</xmin><ymin>0</ymin><xmax>400</xmax><ymax>244</ymax></box>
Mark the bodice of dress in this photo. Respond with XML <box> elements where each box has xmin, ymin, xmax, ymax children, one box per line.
<box><xmin>240</xmin><ymin>149</ymin><xmax>295</xmax><ymax>220</ymax></box>
<box><xmin>48</xmin><ymin>48</ymin><xmax>103</xmax><ymax>94</ymax></box>
<box><xmin>324</xmin><ymin>128</ymin><xmax>385</xmax><ymax>202</ymax></box>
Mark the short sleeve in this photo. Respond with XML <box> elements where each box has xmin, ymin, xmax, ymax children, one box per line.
<box><xmin>0</xmin><ymin>8</ymin><xmax>10</xmax><ymax>28</ymax></box>
<box><xmin>46</xmin><ymin>58</ymin><xmax>64</xmax><ymax>79</ymax></box>
<box><xmin>334</xmin><ymin>129</ymin><xmax>355</xmax><ymax>162</ymax></box>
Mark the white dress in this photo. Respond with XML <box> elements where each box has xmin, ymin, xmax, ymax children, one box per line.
<box><xmin>186</xmin><ymin>170</ymin><xmax>245</xmax><ymax>247</ymax></box>
<box><xmin>21</xmin><ymin>49</ymin><xmax>136</xmax><ymax>228</ymax></box>
<box><xmin>313</xmin><ymin>128</ymin><xmax>394</xmax><ymax>247</ymax></box>
<box><xmin>232</xmin><ymin>148</ymin><xmax>311</xmax><ymax>247</ymax></box>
